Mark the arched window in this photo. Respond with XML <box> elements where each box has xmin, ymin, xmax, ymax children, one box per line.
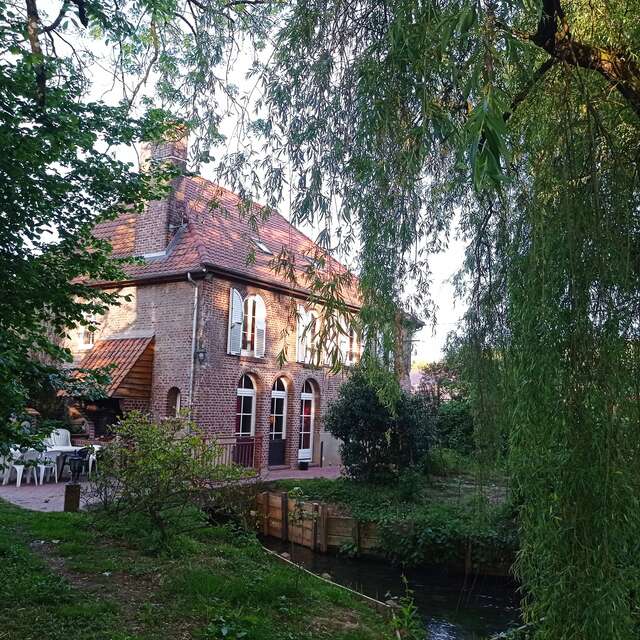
<box><xmin>228</xmin><ymin>289</ymin><xmax>266</xmax><ymax>358</ymax></box>
<box><xmin>167</xmin><ymin>387</ymin><xmax>181</xmax><ymax>417</ymax></box>
<box><xmin>299</xmin><ymin>380</ymin><xmax>317</xmax><ymax>461</ymax></box>
<box><xmin>236</xmin><ymin>374</ymin><xmax>256</xmax><ymax>437</ymax></box>
<box><xmin>270</xmin><ymin>378</ymin><xmax>287</xmax><ymax>441</ymax></box>
<box><xmin>296</xmin><ymin>306</ymin><xmax>320</xmax><ymax>364</ymax></box>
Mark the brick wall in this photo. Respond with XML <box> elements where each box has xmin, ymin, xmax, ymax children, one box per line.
<box><xmin>66</xmin><ymin>281</ymin><xmax>196</xmax><ymax>436</ymax></box>
<box><xmin>191</xmin><ymin>277</ymin><xmax>349</xmax><ymax>469</ymax></box>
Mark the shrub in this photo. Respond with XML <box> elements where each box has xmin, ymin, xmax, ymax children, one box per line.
<box><xmin>88</xmin><ymin>412</ymin><xmax>257</xmax><ymax>549</ymax></box>
<box><xmin>324</xmin><ymin>368</ymin><xmax>433</xmax><ymax>481</ymax></box>
<box><xmin>434</xmin><ymin>398</ymin><xmax>474</xmax><ymax>454</ymax></box>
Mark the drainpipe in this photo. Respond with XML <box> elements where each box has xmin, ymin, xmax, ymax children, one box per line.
<box><xmin>187</xmin><ymin>270</ymin><xmax>203</xmax><ymax>410</ymax></box>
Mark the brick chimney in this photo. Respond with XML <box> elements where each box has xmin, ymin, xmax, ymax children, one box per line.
<box><xmin>135</xmin><ymin>127</ymin><xmax>188</xmax><ymax>256</ymax></box>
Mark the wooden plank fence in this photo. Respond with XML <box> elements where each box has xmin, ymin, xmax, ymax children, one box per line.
<box><xmin>256</xmin><ymin>491</ymin><xmax>512</xmax><ymax>577</ymax></box>
<box><xmin>256</xmin><ymin>491</ymin><xmax>379</xmax><ymax>553</ymax></box>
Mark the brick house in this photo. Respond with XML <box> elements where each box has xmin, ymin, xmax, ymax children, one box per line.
<box><xmin>65</xmin><ymin>137</ymin><xmax>415</xmax><ymax>471</ymax></box>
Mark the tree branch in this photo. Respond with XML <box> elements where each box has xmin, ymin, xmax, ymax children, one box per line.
<box><xmin>41</xmin><ymin>1</ymin><xmax>70</xmax><ymax>33</ymax></box>
<box><xmin>532</xmin><ymin>0</ymin><xmax>640</xmax><ymax>116</ymax></box>
<box><xmin>497</xmin><ymin>0</ymin><xmax>640</xmax><ymax>117</ymax></box>
<box><xmin>25</xmin><ymin>0</ymin><xmax>46</xmax><ymax>107</ymax></box>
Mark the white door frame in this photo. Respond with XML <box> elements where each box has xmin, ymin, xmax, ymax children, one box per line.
<box><xmin>298</xmin><ymin>390</ymin><xmax>314</xmax><ymax>461</ymax></box>
<box><xmin>270</xmin><ymin>389</ymin><xmax>287</xmax><ymax>440</ymax></box>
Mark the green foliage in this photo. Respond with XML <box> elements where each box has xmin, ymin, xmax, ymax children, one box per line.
<box><xmin>263</xmin><ymin>2</ymin><xmax>640</xmax><ymax>637</ymax></box>
<box><xmin>89</xmin><ymin>412</ymin><xmax>256</xmax><ymax>549</ymax></box>
<box><xmin>324</xmin><ymin>368</ymin><xmax>432</xmax><ymax>481</ymax></box>
<box><xmin>0</xmin><ymin>2</ymin><xmax>178</xmax><ymax>451</ymax></box>
<box><xmin>424</xmin><ymin>447</ymin><xmax>477</xmax><ymax>478</ymax></box>
<box><xmin>434</xmin><ymin>399</ymin><xmax>475</xmax><ymax>455</ymax></box>
<box><xmin>0</xmin><ymin>500</ymin><xmax>393</xmax><ymax>640</ymax></box>
<box><xmin>271</xmin><ymin>476</ymin><xmax>517</xmax><ymax>570</ymax></box>
<box><xmin>390</xmin><ymin>578</ymin><xmax>425</xmax><ymax>640</ymax></box>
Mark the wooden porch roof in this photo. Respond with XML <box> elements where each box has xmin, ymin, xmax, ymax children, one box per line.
<box><xmin>77</xmin><ymin>336</ymin><xmax>154</xmax><ymax>399</ymax></box>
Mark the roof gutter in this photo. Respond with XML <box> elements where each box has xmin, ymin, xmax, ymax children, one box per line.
<box><xmin>201</xmin><ymin>262</ymin><xmax>362</xmax><ymax>313</ymax></box>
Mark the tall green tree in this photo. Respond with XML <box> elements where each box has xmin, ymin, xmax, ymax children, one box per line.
<box><xmin>0</xmin><ymin>1</ymin><xmax>176</xmax><ymax>448</ymax></box>
<box><xmin>260</xmin><ymin>1</ymin><xmax>640</xmax><ymax>638</ymax></box>
<box><xmin>0</xmin><ymin>0</ymin><xmax>274</xmax><ymax>449</ymax></box>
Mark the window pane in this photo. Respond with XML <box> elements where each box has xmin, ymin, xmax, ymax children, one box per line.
<box><xmin>275</xmin><ymin>397</ymin><xmax>284</xmax><ymax>415</ymax></box>
<box><xmin>240</xmin><ymin>375</ymin><xmax>254</xmax><ymax>389</ymax></box>
<box><xmin>272</xmin><ymin>415</ymin><xmax>284</xmax><ymax>438</ymax></box>
<box><xmin>242</xmin><ymin>395</ymin><xmax>253</xmax><ymax>413</ymax></box>
<box><xmin>240</xmin><ymin>413</ymin><xmax>252</xmax><ymax>435</ymax></box>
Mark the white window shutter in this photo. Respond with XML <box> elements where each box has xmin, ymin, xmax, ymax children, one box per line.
<box><xmin>254</xmin><ymin>296</ymin><xmax>266</xmax><ymax>358</ymax></box>
<box><xmin>228</xmin><ymin>288</ymin><xmax>244</xmax><ymax>355</ymax></box>
<box><xmin>296</xmin><ymin>305</ymin><xmax>307</xmax><ymax>363</ymax></box>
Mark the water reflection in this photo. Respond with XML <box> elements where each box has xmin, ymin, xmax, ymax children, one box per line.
<box><xmin>263</xmin><ymin>539</ymin><xmax>520</xmax><ymax>639</ymax></box>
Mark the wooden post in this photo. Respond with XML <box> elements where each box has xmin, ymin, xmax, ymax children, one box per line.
<box><xmin>280</xmin><ymin>492</ymin><xmax>289</xmax><ymax>541</ymax></box>
<box><xmin>317</xmin><ymin>504</ymin><xmax>328</xmax><ymax>553</ymax></box>
<box><xmin>64</xmin><ymin>483</ymin><xmax>81</xmax><ymax>512</ymax></box>
<box><xmin>352</xmin><ymin>520</ymin><xmax>360</xmax><ymax>553</ymax></box>
<box><xmin>312</xmin><ymin>502</ymin><xmax>319</xmax><ymax>550</ymax></box>
<box><xmin>260</xmin><ymin>492</ymin><xmax>269</xmax><ymax>536</ymax></box>
<box><xmin>465</xmin><ymin>540</ymin><xmax>472</xmax><ymax>575</ymax></box>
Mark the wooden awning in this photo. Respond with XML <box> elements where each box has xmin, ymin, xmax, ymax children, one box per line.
<box><xmin>77</xmin><ymin>336</ymin><xmax>154</xmax><ymax>399</ymax></box>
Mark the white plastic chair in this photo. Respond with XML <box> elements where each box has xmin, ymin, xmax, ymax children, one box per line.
<box><xmin>37</xmin><ymin>451</ymin><xmax>60</xmax><ymax>484</ymax></box>
<box><xmin>21</xmin><ymin>450</ymin><xmax>41</xmax><ymax>486</ymax></box>
<box><xmin>2</xmin><ymin>448</ymin><xmax>31</xmax><ymax>487</ymax></box>
<box><xmin>0</xmin><ymin>453</ymin><xmax>12</xmax><ymax>485</ymax></box>
<box><xmin>44</xmin><ymin>428</ymin><xmax>72</xmax><ymax>448</ymax></box>
<box><xmin>87</xmin><ymin>445</ymin><xmax>102</xmax><ymax>476</ymax></box>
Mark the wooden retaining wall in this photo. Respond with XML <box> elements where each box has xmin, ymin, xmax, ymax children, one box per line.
<box><xmin>256</xmin><ymin>491</ymin><xmax>512</xmax><ymax>577</ymax></box>
<box><xmin>256</xmin><ymin>491</ymin><xmax>379</xmax><ymax>553</ymax></box>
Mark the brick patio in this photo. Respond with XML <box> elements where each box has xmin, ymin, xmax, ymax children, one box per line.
<box><xmin>0</xmin><ymin>465</ymin><xmax>341</xmax><ymax>513</ymax></box>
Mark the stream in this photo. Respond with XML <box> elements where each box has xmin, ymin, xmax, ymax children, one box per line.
<box><xmin>263</xmin><ymin>538</ymin><xmax>520</xmax><ymax>639</ymax></box>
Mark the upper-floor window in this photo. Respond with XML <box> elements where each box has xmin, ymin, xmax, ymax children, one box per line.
<box><xmin>337</xmin><ymin>315</ymin><xmax>360</xmax><ymax>366</ymax></box>
<box><xmin>298</xmin><ymin>307</ymin><xmax>361</xmax><ymax>367</ymax></box>
<box><xmin>79</xmin><ymin>313</ymin><xmax>97</xmax><ymax>348</ymax></box>
<box><xmin>228</xmin><ymin>289</ymin><xmax>266</xmax><ymax>358</ymax></box>
<box><xmin>296</xmin><ymin>305</ymin><xmax>320</xmax><ymax>364</ymax></box>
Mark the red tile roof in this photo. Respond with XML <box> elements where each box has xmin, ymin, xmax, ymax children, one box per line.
<box><xmin>92</xmin><ymin>176</ymin><xmax>361</xmax><ymax>307</ymax></box>
<box><xmin>77</xmin><ymin>337</ymin><xmax>153</xmax><ymax>396</ymax></box>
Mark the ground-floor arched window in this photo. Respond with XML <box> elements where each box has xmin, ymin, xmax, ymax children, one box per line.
<box><xmin>269</xmin><ymin>377</ymin><xmax>288</xmax><ymax>465</ymax></box>
<box><xmin>167</xmin><ymin>387</ymin><xmax>181</xmax><ymax>417</ymax></box>
<box><xmin>270</xmin><ymin>378</ymin><xmax>287</xmax><ymax>440</ymax></box>
<box><xmin>236</xmin><ymin>374</ymin><xmax>255</xmax><ymax>437</ymax></box>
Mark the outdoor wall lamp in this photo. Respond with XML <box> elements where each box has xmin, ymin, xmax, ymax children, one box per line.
<box><xmin>195</xmin><ymin>348</ymin><xmax>207</xmax><ymax>364</ymax></box>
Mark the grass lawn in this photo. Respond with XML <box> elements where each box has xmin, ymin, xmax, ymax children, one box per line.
<box><xmin>0</xmin><ymin>500</ymin><xmax>394</xmax><ymax>640</ymax></box>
